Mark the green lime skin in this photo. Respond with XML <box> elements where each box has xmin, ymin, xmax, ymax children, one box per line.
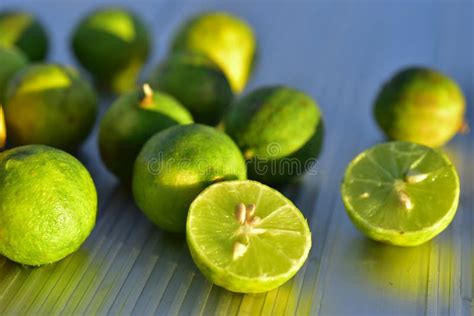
<box><xmin>0</xmin><ymin>11</ymin><xmax>49</xmax><ymax>61</ymax></box>
<box><xmin>171</xmin><ymin>11</ymin><xmax>256</xmax><ymax>93</ymax></box>
<box><xmin>341</xmin><ymin>141</ymin><xmax>460</xmax><ymax>246</ymax></box>
<box><xmin>0</xmin><ymin>46</ymin><xmax>28</xmax><ymax>102</ymax></box>
<box><xmin>4</xmin><ymin>64</ymin><xmax>98</xmax><ymax>150</ymax></box>
<box><xmin>71</xmin><ymin>7</ymin><xmax>151</xmax><ymax>93</ymax></box>
<box><xmin>99</xmin><ymin>87</ymin><xmax>193</xmax><ymax>182</ymax></box>
<box><xmin>0</xmin><ymin>145</ymin><xmax>97</xmax><ymax>266</ymax></box>
<box><xmin>149</xmin><ymin>51</ymin><xmax>233</xmax><ymax>125</ymax></box>
<box><xmin>224</xmin><ymin>86</ymin><xmax>324</xmax><ymax>185</ymax></box>
<box><xmin>374</xmin><ymin>67</ymin><xmax>466</xmax><ymax>147</ymax></box>
<box><xmin>132</xmin><ymin>124</ymin><xmax>247</xmax><ymax>233</ymax></box>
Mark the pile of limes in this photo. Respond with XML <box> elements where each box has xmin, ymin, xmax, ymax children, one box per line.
<box><xmin>0</xmin><ymin>7</ymin><xmax>467</xmax><ymax>294</ymax></box>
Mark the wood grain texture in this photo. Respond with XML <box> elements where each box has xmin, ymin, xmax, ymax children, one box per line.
<box><xmin>0</xmin><ymin>1</ymin><xmax>472</xmax><ymax>315</ymax></box>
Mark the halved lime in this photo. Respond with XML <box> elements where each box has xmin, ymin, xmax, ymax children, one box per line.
<box><xmin>186</xmin><ymin>180</ymin><xmax>311</xmax><ymax>293</ymax></box>
<box><xmin>341</xmin><ymin>141</ymin><xmax>460</xmax><ymax>246</ymax></box>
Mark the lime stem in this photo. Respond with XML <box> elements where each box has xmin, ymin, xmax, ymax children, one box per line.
<box><xmin>140</xmin><ymin>83</ymin><xmax>154</xmax><ymax>108</ymax></box>
<box><xmin>459</xmin><ymin>120</ymin><xmax>470</xmax><ymax>134</ymax></box>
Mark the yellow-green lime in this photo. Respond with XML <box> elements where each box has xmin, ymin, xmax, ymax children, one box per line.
<box><xmin>187</xmin><ymin>180</ymin><xmax>312</xmax><ymax>293</ymax></box>
<box><xmin>341</xmin><ymin>141</ymin><xmax>460</xmax><ymax>246</ymax></box>
<box><xmin>133</xmin><ymin>124</ymin><xmax>247</xmax><ymax>233</ymax></box>
<box><xmin>4</xmin><ymin>63</ymin><xmax>97</xmax><ymax>150</ymax></box>
<box><xmin>0</xmin><ymin>145</ymin><xmax>97</xmax><ymax>266</ymax></box>
<box><xmin>374</xmin><ymin>67</ymin><xmax>466</xmax><ymax>147</ymax></box>
<box><xmin>171</xmin><ymin>11</ymin><xmax>256</xmax><ymax>93</ymax></box>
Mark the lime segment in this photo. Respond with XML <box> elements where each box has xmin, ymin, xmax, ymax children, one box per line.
<box><xmin>341</xmin><ymin>141</ymin><xmax>460</xmax><ymax>246</ymax></box>
<box><xmin>186</xmin><ymin>180</ymin><xmax>311</xmax><ymax>293</ymax></box>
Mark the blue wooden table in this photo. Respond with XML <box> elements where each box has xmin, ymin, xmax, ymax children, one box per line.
<box><xmin>0</xmin><ymin>1</ymin><xmax>472</xmax><ymax>315</ymax></box>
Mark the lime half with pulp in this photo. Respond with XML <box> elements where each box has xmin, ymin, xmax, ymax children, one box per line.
<box><xmin>186</xmin><ymin>180</ymin><xmax>311</xmax><ymax>293</ymax></box>
<box><xmin>341</xmin><ymin>141</ymin><xmax>460</xmax><ymax>246</ymax></box>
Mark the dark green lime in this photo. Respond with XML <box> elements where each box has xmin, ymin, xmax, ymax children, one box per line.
<box><xmin>149</xmin><ymin>51</ymin><xmax>233</xmax><ymax>125</ymax></box>
<box><xmin>71</xmin><ymin>7</ymin><xmax>151</xmax><ymax>93</ymax></box>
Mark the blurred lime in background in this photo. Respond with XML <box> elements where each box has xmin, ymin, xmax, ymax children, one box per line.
<box><xmin>4</xmin><ymin>64</ymin><xmax>97</xmax><ymax>150</ymax></box>
<box><xmin>0</xmin><ymin>46</ymin><xmax>28</xmax><ymax>103</ymax></box>
<box><xmin>149</xmin><ymin>51</ymin><xmax>233</xmax><ymax>125</ymax></box>
<box><xmin>71</xmin><ymin>7</ymin><xmax>151</xmax><ymax>93</ymax></box>
<box><xmin>0</xmin><ymin>10</ymin><xmax>49</xmax><ymax>61</ymax></box>
<box><xmin>171</xmin><ymin>11</ymin><xmax>256</xmax><ymax>93</ymax></box>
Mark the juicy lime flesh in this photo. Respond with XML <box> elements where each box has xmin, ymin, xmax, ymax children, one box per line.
<box><xmin>0</xmin><ymin>145</ymin><xmax>97</xmax><ymax>266</ymax></box>
<box><xmin>342</xmin><ymin>141</ymin><xmax>460</xmax><ymax>246</ymax></box>
<box><xmin>187</xmin><ymin>180</ymin><xmax>311</xmax><ymax>293</ymax></box>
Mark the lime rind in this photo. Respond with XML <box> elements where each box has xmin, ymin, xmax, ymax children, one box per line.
<box><xmin>341</xmin><ymin>141</ymin><xmax>460</xmax><ymax>246</ymax></box>
<box><xmin>187</xmin><ymin>180</ymin><xmax>311</xmax><ymax>293</ymax></box>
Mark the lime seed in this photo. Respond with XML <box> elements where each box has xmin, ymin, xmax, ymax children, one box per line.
<box><xmin>232</xmin><ymin>241</ymin><xmax>248</xmax><ymax>260</ymax></box>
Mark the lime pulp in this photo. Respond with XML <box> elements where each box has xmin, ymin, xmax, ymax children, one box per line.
<box><xmin>186</xmin><ymin>180</ymin><xmax>311</xmax><ymax>293</ymax></box>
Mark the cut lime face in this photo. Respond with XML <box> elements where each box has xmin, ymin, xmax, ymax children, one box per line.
<box><xmin>186</xmin><ymin>180</ymin><xmax>312</xmax><ymax>293</ymax></box>
<box><xmin>341</xmin><ymin>141</ymin><xmax>460</xmax><ymax>246</ymax></box>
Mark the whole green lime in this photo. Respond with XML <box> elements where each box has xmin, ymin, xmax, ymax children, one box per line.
<box><xmin>0</xmin><ymin>145</ymin><xmax>97</xmax><ymax>266</ymax></box>
<box><xmin>224</xmin><ymin>86</ymin><xmax>324</xmax><ymax>185</ymax></box>
<box><xmin>149</xmin><ymin>51</ymin><xmax>233</xmax><ymax>125</ymax></box>
<box><xmin>99</xmin><ymin>84</ymin><xmax>193</xmax><ymax>181</ymax></box>
<box><xmin>0</xmin><ymin>10</ymin><xmax>49</xmax><ymax>61</ymax></box>
<box><xmin>4</xmin><ymin>64</ymin><xmax>97</xmax><ymax>150</ymax></box>
<box><xmin>133</xmin><ymin>124</ymin><xmax>247</xmax><ymax>233</ymax></box>
<box><xmin>374</xmin><ymin>67</ymin><xmax>466</xmax><ymax>147</ymax></box>
<box><xmin>171</xmin><ymin>11</ymin><xmax>256</xmax><ymax>93</ymax></box>
<box><xmin>71</xmin><ymin>7</ymin><xmax>151</xmax><ymax>93</ymax></box>
<box><xmin>0</xmin><ymin>46</ymin><xmax>28</xmax><ymax>102</ymax></box>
